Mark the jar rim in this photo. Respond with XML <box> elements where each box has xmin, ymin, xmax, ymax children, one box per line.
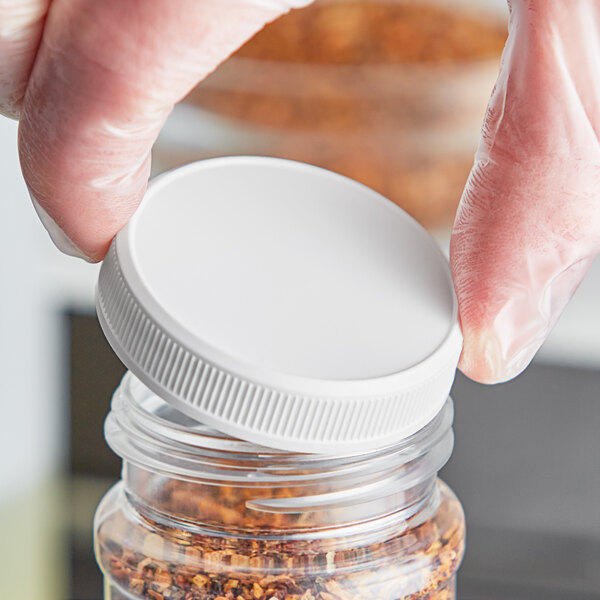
<box><xmin>104</xmin><ymin>372</ymin><xmax>455</xmax><ymax>533</ymax></box>
<box><xmin>105</xmin><ymin>372</ymin><xmax>454</xmax><ymax>480</ymax></box>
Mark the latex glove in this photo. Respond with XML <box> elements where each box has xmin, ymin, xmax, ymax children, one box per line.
<box><xmin>451</xmin><ymin>0</ymin><xmax>600</xmax><ymax>384</ymax></box>
<box><xmin>1</xmin><ymin>0</ymin><xmax>311</xmax><ymax>261</ymax></box>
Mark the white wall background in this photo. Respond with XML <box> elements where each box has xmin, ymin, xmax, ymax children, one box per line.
<box><xmin>0</xmin><ymin>117</ymin><xmax>98</xmax><ymax>503</ymax></box>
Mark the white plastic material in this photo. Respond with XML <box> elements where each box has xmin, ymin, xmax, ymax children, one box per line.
<box><xmin>96</xmin><ymin>157</ymin><xmax>462</xmax><ymax>454</ymax></box>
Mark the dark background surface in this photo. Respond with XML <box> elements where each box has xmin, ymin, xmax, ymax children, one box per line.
<box><xmin>67</xmin><ymin>313</ymin><xmax>600</xmax><ymax>600</ymax></box>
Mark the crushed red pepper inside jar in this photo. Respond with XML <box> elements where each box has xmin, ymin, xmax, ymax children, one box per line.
<box><xmin>96</xmin><ymin>480</ymin><xmax>465</xmax><ymax>600</ymax></box>
<box><xmin>94</xmin><ymin>376</ymin><xmax>465</xmax><ymax>600</ymax></box>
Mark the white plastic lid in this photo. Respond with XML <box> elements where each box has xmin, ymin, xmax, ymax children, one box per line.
<box><xmin>96</xmin><ymin>157</ymin><xmax>462</xmax><ymax>454</ymax></box>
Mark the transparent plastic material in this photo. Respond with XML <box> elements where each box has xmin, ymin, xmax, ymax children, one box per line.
<box><xmin>94</xmin><ymin>373</ymin><xmax>465</xmax><ymax>600</ymax></box>
<box><xmin>154</xmin><ymin>0</ymin><xmax>506</xmax><ymax>230</ymax></box>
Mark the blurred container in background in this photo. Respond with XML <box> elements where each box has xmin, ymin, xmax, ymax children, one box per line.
<box><xmin>154</xmin><ymin>0</ymin><xmax>506</xmax><ymax>231</ymax></box>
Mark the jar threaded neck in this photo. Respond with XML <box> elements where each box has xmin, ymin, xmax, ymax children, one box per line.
<box><xmin>105</xmin><ymin>372</ymin><xmax>454</xmax><ymax>538</ymax></box>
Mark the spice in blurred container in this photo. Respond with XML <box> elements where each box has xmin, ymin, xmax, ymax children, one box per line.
<box><xmin>154</xmin><ymin>0</ymin><xmax>506</xmax><ymax>231</ymax></box>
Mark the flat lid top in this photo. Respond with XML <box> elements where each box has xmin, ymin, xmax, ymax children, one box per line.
<box><xmin>128</xmin><ymin>158</ymin><xmax>454</xmax><ymax>381</ymax></box>
<box><xmin>98</xmin><ymin>157</ymin><xmax>461</xmax><ymax>453</ymax></box>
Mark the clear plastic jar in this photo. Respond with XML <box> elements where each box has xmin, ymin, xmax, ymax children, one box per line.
<box><xmin>94</xmin><ymin>373</ymin><xmax>465</xmax><ymax>600</ymax></box>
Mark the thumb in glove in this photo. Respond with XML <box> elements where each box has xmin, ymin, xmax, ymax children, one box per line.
<box><xmin>5</xmin><ymin>0</ymin><xmax>311</xmax><ymax>261</ymax></box>
<box><xmin>451</xmin><ymin>0</ymin><xmax>600</xmax><ymax>384</ymax></box>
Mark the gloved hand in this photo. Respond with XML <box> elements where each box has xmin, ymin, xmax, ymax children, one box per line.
<box><xmin>451</xmin><ymin>0</ymin><xmax>600</xmax><ymax>384</ymax></box>
<box><xmin>4</xmin><ymin>1</ymin><xmax>598</xmax><ymax>386</ymax></box>
<box><xmin>1</xmin><ymin>0</ymin><xmax>311</xmax><ymax>261</ymax></box>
